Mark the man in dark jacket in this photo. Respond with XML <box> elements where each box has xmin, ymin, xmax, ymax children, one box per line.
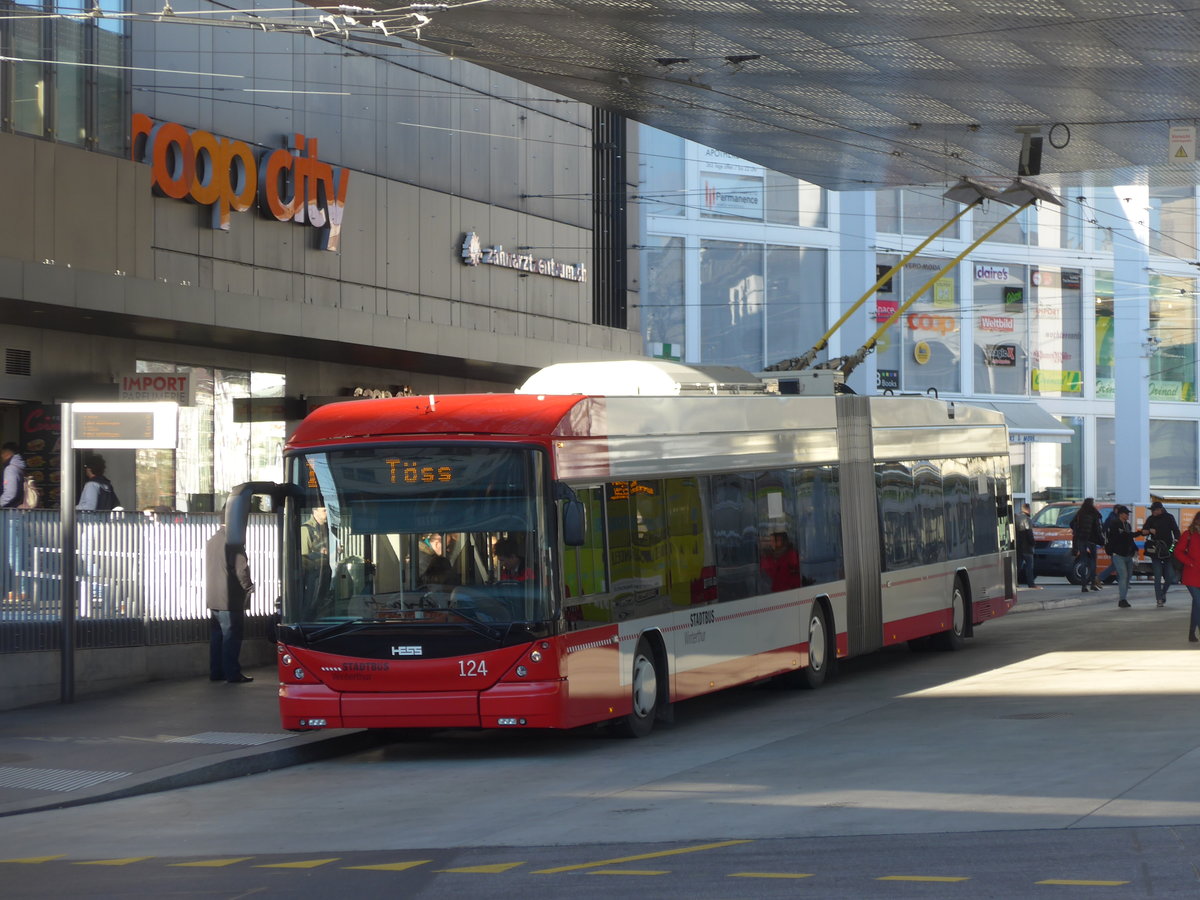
<box><xmin>1104</xmin><ymin>505</ymin><xmax>1141</xmax><ymax>608</ymax></box>
<box><xmin>0</xmin><ymin>443</ymin><xmax>27</xmax><ymax>508</ymax></box>
<box><xmin>205</xmin><ymin>525</ymin><xmax>255</xmax><ymax>683</ymax></box>
<box><xmin>1015</xmin><ymin>502</ymin><xmax>1039</xmax><ymax>589</ymax></box>
<box><xmin>1143</xmin><ymin>501</ymin><xmax>1181</xmax><ymax>607</ymax></box>
<box><xmin>1071</xmin><ymin>498</ymin><xmax>1104</xmax><ymax>594</ymax></box>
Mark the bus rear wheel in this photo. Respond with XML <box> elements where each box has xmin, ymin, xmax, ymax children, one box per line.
<box><xmin>934</xmin><ymin>579</ymin><xmax>967</xmax><ymax>651</ymax></box>
<box><xmin>612</xmin><ymin>637</ymin><xmax>659</xmax><ymax>738</ymax></box>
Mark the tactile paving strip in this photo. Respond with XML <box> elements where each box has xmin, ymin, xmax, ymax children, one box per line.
<box><xmin>166</xmin><ymin>732</ymin><xmax>289</xmax><ymax>746</ymax></box>
<box><xmin>0</xmin><ymin>766</ymin><xmax>130</xmax><ymax>792</ymax></box>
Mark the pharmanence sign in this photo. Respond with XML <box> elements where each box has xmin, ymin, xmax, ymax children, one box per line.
<box><xmin>460</xmin><ymin>233</ymin><xmax>587</xmax><ymax>283</ymax></box>
<box><xmin>131</xmin><ymin>114</ymin><xmax>350</xmax><ymax>252</ymax></box>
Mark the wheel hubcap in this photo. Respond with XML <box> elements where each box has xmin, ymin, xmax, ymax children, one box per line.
<box><xmin>808</xmin><ymin>614</ymin><xmax>826</xmax><ymax>671</ymax></box>
<box><xmin>952</xmin><ymin>589</ymin><xmax>965</xmax><ymax>634</ymax></box>
<box><xmin>631</xmin><ymin>653</ymin><xmax>657</xmax><ymax>718</ymax></box>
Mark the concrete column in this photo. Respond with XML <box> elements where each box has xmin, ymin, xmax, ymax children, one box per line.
<box><xmin>837</xmin><ymin>191</ymin><xmax>876</xmax><ymax>395</ymax></box>
<box><xmin>1111</xmin><ymin>184</ymin><xmax>1151</xmax><ymax>504</ymax></box>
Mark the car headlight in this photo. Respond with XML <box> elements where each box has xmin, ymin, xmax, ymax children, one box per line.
<box><xmin>1049</xmin><ymin>540</ymin><xmax>1072</xmax><ymax>548</ymax></box>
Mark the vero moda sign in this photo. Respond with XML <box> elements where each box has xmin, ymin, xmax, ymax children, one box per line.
<box><xmin>130</xmin><ymin>114</ymin><xmax>350</xmax><ymax>252</ymax></box>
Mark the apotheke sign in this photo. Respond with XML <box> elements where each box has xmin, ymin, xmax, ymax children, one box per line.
<box><xmin>460</xmin><ymin>233</ymin><xmax>587</xmax><ymax>283</ymax></box>
<box><xmin>131</xmin><ymin>114</ymin><xmax>351</xmax><ymax>252</ymax></box>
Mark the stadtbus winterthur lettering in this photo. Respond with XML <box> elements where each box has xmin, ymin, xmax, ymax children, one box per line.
<box><xmin>130</xmin><ymin>114</ymin><xmax>351</xmax><ymax>252</ymax></box>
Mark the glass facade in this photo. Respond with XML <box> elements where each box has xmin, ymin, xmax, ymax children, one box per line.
<box><xmin>639</xmin><ymin>127</ymin><xmax>1200</xmax><ymax>503</ymax></box>
<box><xmin>134</xmin><ymin>362</ymin><xmax>285</xmax><ymax>512</ymax></box>
<box><xmin>1</xmin><ymin>0</ymin><xmax>128</xmax><ymax>153</ymax></box>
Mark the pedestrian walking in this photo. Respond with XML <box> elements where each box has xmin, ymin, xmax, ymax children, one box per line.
<box><xmin>1015</xmin><ymin>502</ymin><xmax>1040</xmax><ymax>589</ymax></box>
<box><xmin>1071</xmin><ymin>498</ymin><xmax>1104</xmax><ymax>594</ymax></box>
<box><xmin>76</xmin><ymin>456</ymin><xmax>120</xmax><ymax>511</ymax></box>
<box><xmin>205</xmin><ymin>524</ymin><xmax>255</xmax><ymax>683</ymax></box>
<box><xmin>1143</xmin><ymin>501</ymin><xmax>1181</xmax><ymax>608</ymax></box>
<box><xmin>1173</xmin><ymin>517</ymin><xmax>1200</xmax><ymax>643</ymax></box>
<box><xmin>1103</xmin><ymin>505</ymin><xmax>1140</xmax><ymax>608</ymax></box>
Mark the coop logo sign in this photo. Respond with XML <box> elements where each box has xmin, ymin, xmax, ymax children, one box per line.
<box><xmin>130</xmin><ymin>114</ymin><xmax>351</xmax><ymax>252</ymax></box>
<box><xmin>460</xmin><ymin>233</ymin><xmax>587</xmax><ymax>283</ymax></box>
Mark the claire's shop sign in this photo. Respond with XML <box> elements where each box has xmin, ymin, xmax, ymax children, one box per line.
<box><xmin>130</xmin><ymin>114</ymin><xmax>350</xmax><ymax>252</ymax></box>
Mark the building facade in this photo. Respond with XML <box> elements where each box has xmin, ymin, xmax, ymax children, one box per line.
<box><xmin>637</xmin><ymin>125</ymin><xmax>1199</xmax><ymax>506</ymax></box>
<box><xmin>0</xmin><ymin>2</ymin><xmax>639</xmax><ymax>510</ymax></box>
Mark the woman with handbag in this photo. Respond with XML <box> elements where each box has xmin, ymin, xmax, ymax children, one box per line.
<box><xmin>1171</xmin><ymin>517</ymin><xmax>1200</xmax><ymax>643</ymax></box>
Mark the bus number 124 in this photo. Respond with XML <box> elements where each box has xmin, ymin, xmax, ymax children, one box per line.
<box><xmin>459</xmin><ymin>659</ymin><xmax>488</xmax><ymax>677</ymax></box>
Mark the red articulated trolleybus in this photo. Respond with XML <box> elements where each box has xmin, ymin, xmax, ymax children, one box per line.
<box><xmin>226</xmin><ymin>360</ymin><xmax>1016</xmax><ymax>737</ymax></box>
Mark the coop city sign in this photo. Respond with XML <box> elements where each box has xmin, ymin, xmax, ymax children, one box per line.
<box><xmin>130</xmin><ymin>114</ymin><xmax>351</xmax><ymax>252</ymax></box>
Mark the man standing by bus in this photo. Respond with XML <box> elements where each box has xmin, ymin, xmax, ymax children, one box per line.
<box><xmin>1015</xmin><ymin>503</ymin><xmax>1040</xmax><ymax>589</ymax></box>
<box><xmin>206</xmin><ymin>524</ymin><xmax>255</xmax><ymax>683</ymax></box>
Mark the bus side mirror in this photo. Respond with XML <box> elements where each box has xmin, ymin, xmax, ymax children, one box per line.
<box><xmin>563</xmin><ymin>499</ymin><xmax>586</xmax><ymax>547</ymax></box>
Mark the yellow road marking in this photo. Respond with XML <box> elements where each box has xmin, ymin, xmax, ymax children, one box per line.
<box><xmin>533</xmin><ymin>839</ymin><xmax>752</xmax><ymax>874</ymax></box>
<box><xmin>255</xmin><ymin>858</ymin><xmax>340</xmax><ymax>869</ymax></box>
<box><xmin>344</xmin><ymin>860</ymin><xmax>431</xmax><ymax>871</ymax></box>
<box><xmin>435</xmin><ymin>863</ymin><xmax>525</xmax><ymax>873</ymax></box>
<box><xmin>171</xmin><ymin>858</ymin><xmax>254</xmax><ymax>868</ymax></box>
<box><xmin>74</xmin><ymin>858</ymin><xmax>153</xmax><ymax>866</ymax></box>
<box><xmin>878</xmin><ymin>875</ymin><xmax>971</xmax><ymax>882</ymax></box>
<box><xmin>0</xmin><ymin>856</ymin><xmax>66</xmax><ymax>864</ymax></box>
<box><xmin>1037</xmin><ymin>880</ymin><xmax>1130</xmax><ymax>886</ymax></box>
<box><xmin>730</xmin><ymin>872</ymin><xmax>814</xmax><ymax>879</ymax></box>
<box><xmin>587</xmin><ymin>869</ymin><xmax>670</xmax><ymax>876</ymax></box>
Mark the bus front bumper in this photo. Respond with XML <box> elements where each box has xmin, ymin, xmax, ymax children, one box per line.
<box><xmin>279</xmin><ymin>680</ymin><xmax>567</xmax><ymax>731</ymax></box>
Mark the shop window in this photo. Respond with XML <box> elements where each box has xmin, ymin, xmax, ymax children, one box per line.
<box><xmin>1029</xmin><ymin>267</ymin><xmax>1083</xmax><ymax>396</ymax></box>
<box><xmin>636</xmin><ymin>126</ymin><xmax>686</xmax><ymax>218</ymax></box>
<box><xmin>765</xmin><ymin>245</ymin><xmax>827</xmax><ymax>370</ymax></box>
<box><xmin>1149</xmin><ymin>274</ymin><xmax>1196</xmax><ymax>402</ymax></box>
<box><xmin>641</xmin><ymin>235</ymin><xmax>685</xmax><ymax>360</ymax></box>
<box><xmin>972</xmin><ymin>261</ymin><xmax>1028</xmax><ymax>396</ymax></box>
<box><xmin>1150</xmin><ymin>420</ymin><xmax>1199</xmax><ymax>486</ymax></box>
<box><xmin>700</xmin><ymin>240</ymin><xmax>764</xmax><ymax>370</ymax></box>
<box><xmin>133</xmin><ymin>362</ymin><xmax>284</xmax><ymax>512</ymax></box>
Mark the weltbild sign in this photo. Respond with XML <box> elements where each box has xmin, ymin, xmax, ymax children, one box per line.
<box><xmin>131</xmin><ymin>114</ymin><xmax>350</xmax><ymax>252</ymax></box>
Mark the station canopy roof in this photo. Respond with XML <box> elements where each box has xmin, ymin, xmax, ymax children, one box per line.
<box><xmin>346</xmin><ymin>0</ymin><xmax>1200</xmax><ymax>191</ymax></box>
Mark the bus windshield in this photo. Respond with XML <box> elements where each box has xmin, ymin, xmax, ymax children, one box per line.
<box><xmin>282</xmin><ymin>444</ymin><xmax>549</xmax><ymax>627</ymax></box>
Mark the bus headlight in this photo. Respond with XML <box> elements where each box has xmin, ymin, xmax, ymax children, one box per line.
<box><xmin>294</xmin><ymin>668</ymin><xmax>306</xmax><ymax>680</ymax></box>
<box><xmin>529</xmin><ymin>650</ymin><xmax>542</xmax><ymax>663</ymax></box>
<box><xmin>281</xmin><ymin>654</ymin><xmax>294</xmax><ymax>666</ymax></box>
<box><xmin>515</xmin><ymin>665</ymin><xmax>528</xmax><ymax>677</ymax></box>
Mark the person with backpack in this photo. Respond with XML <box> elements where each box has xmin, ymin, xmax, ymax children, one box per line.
<box><xmin>1143</xmin><ymin>501</ymin><xmax>1181</xmax><ymax>608</ymax></box>
<box><xmin>76</xmin><ymin>455</ymin><xmax>120</xmax><ymax>511</ymax></box>
<box><xmin>1103</xmin><ymin>505</ymin><xmax>1141</xmax><ymax>608</ymax></box>
<box><xmin>0</xmin><ymin>442</ymin><xmax>27</xmax><ymax>509</ymax></box>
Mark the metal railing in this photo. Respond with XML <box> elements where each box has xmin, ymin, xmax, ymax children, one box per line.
<box><xmin>0</xmin><ymin>510</ymin><xmax>280</xmax><ymax>652</ymax></box>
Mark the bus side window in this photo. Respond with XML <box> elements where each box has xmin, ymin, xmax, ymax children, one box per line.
<box><xmin>562</xmin><ymin>486</ymin><xmax>607</xmax><ymax>600</ymax></box>
<box><xmin>665</xmin><ymin>477</ymin><xmax>707</xmax><ymax>606</ymax></box>
<box><xmin>708</xmin><ymin>473</ymin><xmax>758</xmax><ymax>602</ymax></box>
<box><xmin>795</xmin><ymin>465</ymin><xmax>843</xmax><ymax>585</ymax></box>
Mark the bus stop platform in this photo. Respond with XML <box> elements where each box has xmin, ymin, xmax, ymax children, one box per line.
<box><xmin>0</xmin><ymin>667</ymin><xmax>381</xmax><ymax>819</ymax></box>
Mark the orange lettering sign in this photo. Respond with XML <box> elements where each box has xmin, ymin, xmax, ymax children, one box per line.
<box><xmin>131</xmin><ymin>114</ymin><xmax>350</xmax><ymax>252</ymax></box>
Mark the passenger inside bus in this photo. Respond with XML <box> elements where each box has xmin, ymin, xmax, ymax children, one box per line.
<box><xmin>760</xmin><ymin>531</ymin><xmax>804</xmax><ymax>592</ymax></box>
<box><xmin>493</xmin><ymin>537</ymin><xmax>535</xmax><ymax>582</ymax></box>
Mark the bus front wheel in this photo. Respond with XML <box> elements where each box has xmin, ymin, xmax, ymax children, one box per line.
<box><xmin>612</xmin><ymin>637</ymin><xmax>659</xmax><ymax>738</ymax></box>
